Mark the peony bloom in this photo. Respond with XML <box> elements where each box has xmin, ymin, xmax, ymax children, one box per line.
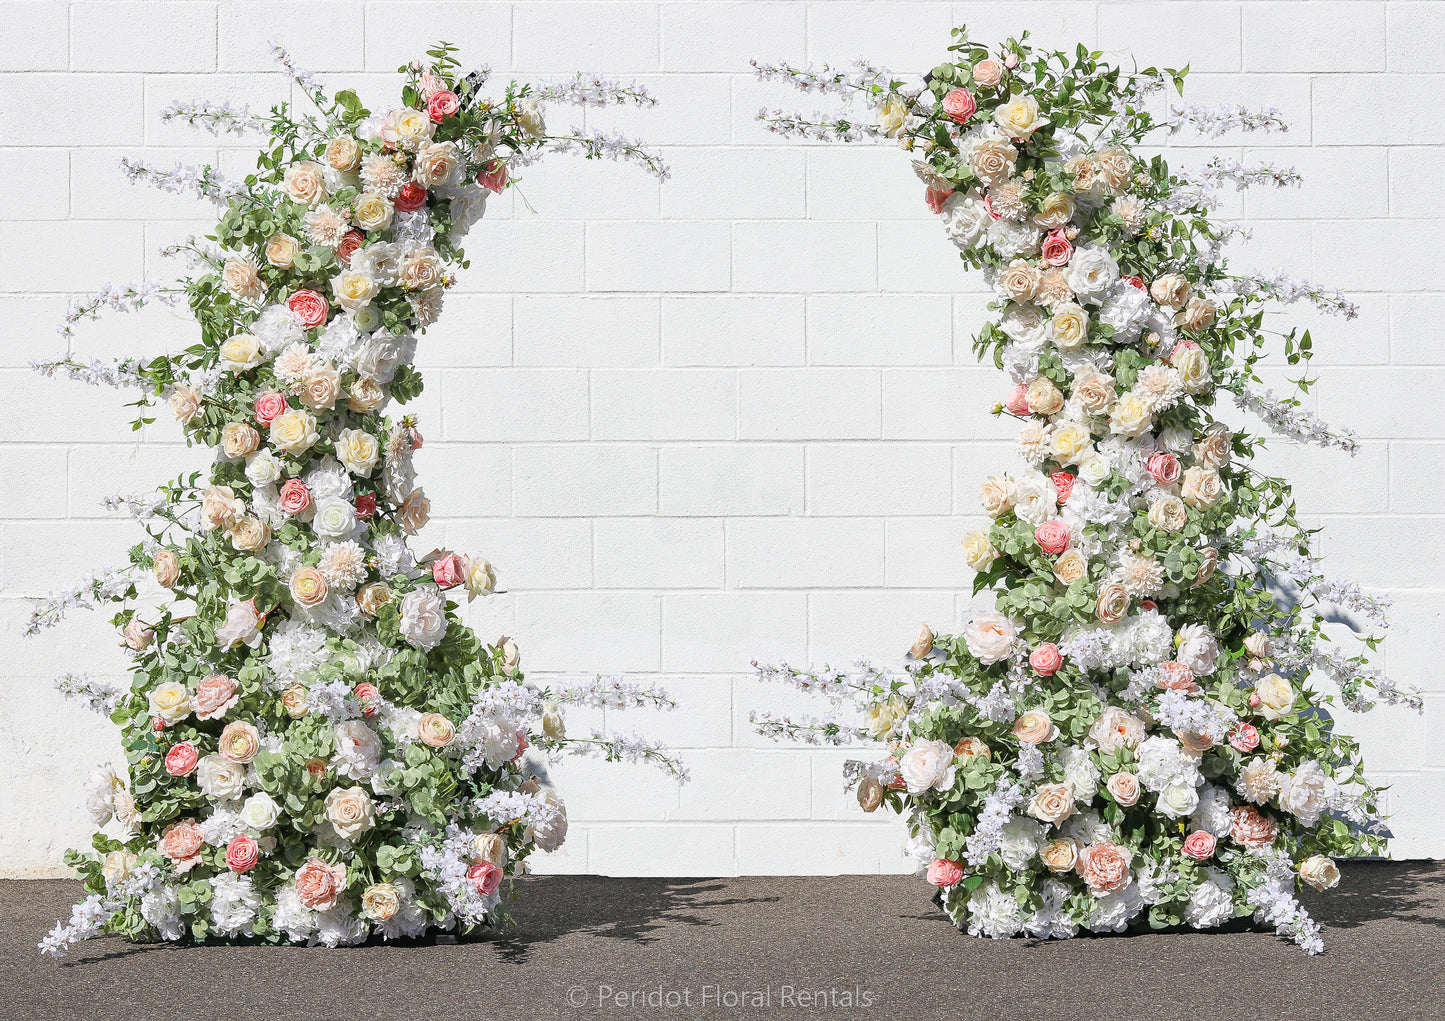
<box><xmin>964</xmin><ymin>611</ymin><xmax>1018</xmax><ymax>664</ymax></box>
<box><xmin>399</xmin><ymin>585</ymin><xmax>448</xmax><ymax>651</ymax></box>
<box><xmin>899</xmin><ymin>738</ymin><xmax>957</xmax><ymax>795</ymax></box>
<box><xmin>158</xmin><ymin>819</ymin><xmax>206</xmax><ymax>872</ymax></box>
<box><xmin>193</xmin><ymin>673</ymin><xmax>240</xmax><ymax>721</ymax></box>
<box><xmin>1076</xmin><ymin>840</ymin><xmax>1132</xmax><ymax>896</ymax></box>
<box><xmin>295</xmin><ymin>857</ymin><xmax>347</xmax><ymax>910</ymax></box>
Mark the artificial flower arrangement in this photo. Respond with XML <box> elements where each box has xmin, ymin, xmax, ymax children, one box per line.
<box><xmin>750</xmin><ymin>29</ymin><xmax>1420</xmax><ymax>953</ymax></box>
<box><xmin>33</xmin><ymin>43</ymin><xmax>682</xmax><ymax>955</ymax></box>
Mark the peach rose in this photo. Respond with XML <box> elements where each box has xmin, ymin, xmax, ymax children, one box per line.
<box><xmin>398</xmin><ymin>488</ymin><xmax>430</xmax><ymax>534</ymax></box>
<box><xmin>417</xmin><ymin>712</ymin><xmax>456</xmax><ymax>748</ymax></box>
<box><xmin>1013</xmin><ymin>709</ymin><xmax>1057</xmax><ymax>745</ymax></box>
<box><xmin>283</xmin><ymin>161</ymin><xmax>328</xmax><ymax>207</ymax></box>
<box><xmin>1231</xmin><ymin>806</ymin><xmax>1279</xmax><ymax>849</ymax></box>
<box><xmin>1194</xmin><ymin>424</ymin><xmax>1232</xmax><ymax>467</ymax></box>
<box><xmin>193</xmin><ymin>673</ymin><xmax>239</xmax><ymax>721</ymax></box>
<box><xmin>1147</xmin><ymin>494</ymin><xmax>1188</xmax><ymax>533</ymax></box>
<box><xmin>1025</xmin><ymin>376</ymin><xmax>1064</xmax><ymax>415</ymax></box>
<box><xmin>1054</xmin><ymin>549</ymin><xmax>1088</xmax><ymax>586</ymax></box>
<box><xmin>200</xmin><ymin>485</ymin><xmax>245</xmax><ymax>532</ymax></box>
<box><xmin>356</xmin><ymin>581</ymin><xmax>392</xmax><ymax>616</ymax></box>
<box><xmin>1076</xmin><ymin>840</ymin><xmax>1132</xmax><ymax>895</ymax></box>
<box><xmin>1106</xmin><ymin>771</ymin><xmax>1140</xmax><ymax>806</ymax></box>
<box><xmin>361</xmin><ymin>883</ymin><xmax>402</xmax><ymax>921</ymax></box>
<box><xmin>1181</xmin><ymin>466</ymin><xmax>1223</xmax><ymax>509</ymax></box>
<box><xmin>219</xmin><ymin>720</ymin><xmax>260</xmax><ymax>763</ymax></box>
<box><xmin>301</xmin><ymin>365</ymin><xmax>341</xmax><ymax>410</ymax></box>
<box><xmin>1027</xmin><ymin>782</ymin><xmax>1077</xmax><ymax>826</ymax></box>
<box><xmin>1194</xmin><ymin>546</ymin><xmax>1219</xmax><ymax>586</ymax></box>
<box><xmin>1040</xmin><ymin>837</ymin><xmax>1079</xmax><ymax>873</ymax></box>
<box><xmin>295</xmin><ymin>857</ymin><xmax>347</xmax><ymax>910</ymax></box>
<box><xmin>281</xmin><ymin>684</ymin><xmax>310</xmax><ymax>719</ymax></box>
<box><xmin>324</xmin><ymin>786</ymin><xmax>376</xmax><ymax>840</ymax></box>
<box><xmin>325</xmin><ymin>136</ymin><xmax>361</xmax><ymax>172</ymax></box>
<box><xmin>221</xmin><ymin>421</ymin><xmax>260</xmax><ymax>460</ymax></box>
<box><xmin>152</xmin><ymin>549</ymin><xmax>181</xmax><ymax>588</ymax></box>
<box><xmin>221</xmin><ymin>256</ymin><xmax>264</xmax><ymax>301</ymax></box>
<box><xmin>159</xmin><ymin>819</ymin><xmax>206</xmax><ymax>872</ymax></box>
<box><xmin>265</xmin><ymin>233</ymin><xmax>300</xmax><ymax>269</ymax></box>
<box><xmin>290</xmin><ymin>566</ymin><xmax>329</xmax><ymax>608</ymax></box>
<box><xmin>972</xmin><ymin>59</ymin><xmax>1003</xmax><ymax>89</ymax></box>
<box><xmin>1095</xmin><ymin>582</ymin><xmax>1130</xmax><ymax>624</ymax></box>
<box><xmin>229</xmin><ymin>517</ymin><xmax>270</xmax><ymax>556</ymax></box>
<box><xmin>1150</xmin><ymin>273</ymin><xmax>1191</xmax><ymax>309</ymax></box>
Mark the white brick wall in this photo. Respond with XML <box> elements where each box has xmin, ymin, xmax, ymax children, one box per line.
<box><xmin>3</xmin><ymin>0</ymin><xmax>1442</xmax><ymax>877</ymax></box>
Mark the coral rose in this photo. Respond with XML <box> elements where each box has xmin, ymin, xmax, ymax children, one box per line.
<box><xmin>1182</xmin><ymin>830</ymin><xmax>1217</xmax><ymax>861</ymax></box>
<box><xmin>287</xmin><ymin>288</ymin><xmax>330</xmax><ymax>330</ymax></box>
<box><xmin>225</xmin><ymin>833</ymin><xmax>260</xmax><ymax>873</ymax></box>
<box><xmin>1029</xmin><ymin>642</ymin><xmax>1063</xmax><ymax>677</ymax></box>
<box><xmin>941</xmin><ymin>88</ymin><xmax>976</xmax><ymax>123</ymax></box>
<box><xmin>295</xmin><ymin>857</ymin><xmax>347</xmax><ymax>910</ymax></box>
<box><xmin>158</xmin><ymin>819</ymin><xmax>205</xmax><ymax>872</ymax></box>
<box><xmin>1076</xmin><ymin>840</ymin><xmax>1132</xmax><ymax>895</ymax></box>
<box><xmin>164</xmin><ymin>741</ymin><xmax>199</xmax><ymax>777</ymax></box>
<box><xmin>926</xmin><ymin>858</ymin><xmax>964</xmax><ymax>888</ymax></box>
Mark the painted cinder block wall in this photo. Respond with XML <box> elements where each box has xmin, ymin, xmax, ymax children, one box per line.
<box><xmin>2</xmin><ymin>0</ymin><xmax>1441</xmax><ymax>876</ymax></box>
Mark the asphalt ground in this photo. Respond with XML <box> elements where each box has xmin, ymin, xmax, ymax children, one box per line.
<box><xmin>3</xmin><ymin>861</ymin><xmax>1442</xmax><ymax>1020</ymax></box>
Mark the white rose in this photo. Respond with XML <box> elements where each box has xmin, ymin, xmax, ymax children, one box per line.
<box><xmin>312</xmin><ymin>498</ymin><xmax>357</xmax><ymax>539</ymax></box>
<box><xmin>514</xmin><ymin>98</ymin><xmax>546</xmax><ymax>138</ymax></box>
<box><xmin>399</xmin><ymin>585</ymin><xmax>448</xmax><ymax>651</ymax></box>
<box><xmin>219</xmin><ymin>333</ymin><xmax>264</xmax><ymax>373</ymax></box>
<box><xmin>197</xmin><ymin>753</ymin><xmax>245</xmax><ymax>801</ymax></box>
<box><xmin>1012</xmin><ymin>471</ymin><xmax>1057</xmax><ymax>526</ymax></box>
<box><xmin>240</xmin><ymin>792</ymin><xmax>281</xmax><ymax>831</ymax></box>
<box><xmin>245</xmin><ymin>450</ymin><xmax>282</xmax><ymax>487</ymax></box>
<box><xmin>333</xmin><ymin>269</ymin><xmax>380</xmax><ymax>312</ymax></box>
<box><xmin>1079</xmin><ymin>456</ymin><xmax>1111</xmax><ymax>486</ymax></box>
<box><xmin>269</xmin><ymin>409</ymin><xmax>320</xmax><ymax>456</ymax></box>
<box><xmin>875</xmin><ymin>94</ymin><xmax>908</xmax><ymax>137</ymax></box>
<box><xmin>940</xmin><ymin>190</ymin><xmax>991</xmax><ymax>250</ymax></box>
<box><xmin>962</xmin><ymin>528</ymin><xmax>998</xmax><ymax>571</ymax></box>
<box><xmin>1065</xmin><ymin>247</ymin><xmax>1119</xmax><ymax>305</ymax></box>
<box><xmin>993</xmin><ymin>94</ymin><xmax>1047</xmax><ymax>139</ymax></box>
<box><xmin>964</xmin><ymin>611</ymin><xmax>1017</xmax><ymax>665</ymax></box>
<box><xmin>1156</xmin><ymin>779</ymin><xmax>1201</xmax><ymax>820</ymax></box>
<box><xmin>899</xmin><ymin>738</ymin><xmax>957</xmax><ymax>795</ymax></box>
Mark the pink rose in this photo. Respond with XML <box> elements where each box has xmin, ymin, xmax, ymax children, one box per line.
<box><xmin>467</xmin><ymin>860</ymin><xmax>502</xmax><ymax>896</ymax></box>
<box><xmin>336</xmin><ymin>229</ymin><xmax>365</xmax><ymax>267</ymax></box>
<box><xmin>226</xmin><ymin>834</ymin><xmax>260</xmax><ymax>873</ymax></box>
<box><xmin>158</xmin><ymin>819</ymin><xmax>205</xmax><ymax>872</ymax></box>
<box><xmin>295</xmin><ymin>857</ymin><xmax>347</xmax><ymax>910</ymax></box>
<box><xmin>477</xmin><ymin>160</ymin><xmax>509</xmax><ymax>195</ymax></box>
<box><xmin>426</xmin><ymin>89</ymin><xmax>460</xmax><ymax>122</ymax></box>
<box><xmin>287</xmin><ymin>289</ymin><xmax>330</xmax><ymax>330</ymax></box>
<box><xmin>1145</xmin><ymin>451</ymin><xmax>1182</xmax><ymax>486</ymax></box>
<box><xmin>355</xmin><ymin>494</ymin><xmax>377</xmax><ymax>519</ymax></box>
<box><xmin>1182</xmin><ymin>830</ymin><xmax>1217</xmax><ymax>861</ymax></box>
<box><xmin>254</xmin><ymin>391</ymin><xmax>288</xmax><ymax>425</ymax></box>
<box><xmin>1231</xmin><ymin>806</ymin><xmax>1278</xmax><ymax>849</ymax></box>
<box><xmin>941</xmin><ymin>88</ymin><xmax>977</xmax><ymax>124</ymax></box>
<box><xmin>1229</xmin><ymin>723</ymin><xmax>1261</xmax><ymax>753</ymax></box>
<box><xmin>394</xmin><ymin>182</ymin><xmax>427</xmax><ymax>212</ymax></box>
<box><xmin>1076</xmin><ymin>840</ymin><xmax>1132</xmax><ymax>894</ymax></box>
<box><xmin>1050</xmin><ymin>471</ymin><xmax>1075</xmax><ymax>504</ymax></box>
<box><xmin>354</xmin><ymin>682</ymin><xmax>381</xmax><ymax>717</ymax></box>
<box><xmin>1029</xmin><ymin>643</ymin><xmax>1063</xmax><ymax>677</ymax></box>
<box><xmin>925</xmin><ymin>186</ymin><xmax>954</xmax><ymax>214</ymax></box>
<box><xmin>193</xmin><ymin>673</ymin><xmax>240</xmax><ymax>721</ymax></box>
<box><xmin>1035</xmin><ymin>520</ymin><xmax>1071</xmax><ymax>555</ymax></box>
<box><xmin>1004</xmin><ymin>382</ymin><xmax>1030</xmax><ymax>415</ymax></box>
<box><xmin>279</xmin><ymin>479</ymin><xmax>312</xmax><ymax>516</ymax></box>
<box><xmin>164</xmin><ymin>741</ymin><xmax>199</xmax><ymax>777</ymax></box>
<box><xmin>1040</xmin><ymin>228</ymin><xmax>1074</xmax><ymax>267</ymax></box>
<box><xmin>926</xmin><ymin>858</ymin><xmax>964</xmax><ymax>888</ymax></box>
<box><xmin>972</xmin><ymin>59</ymin><xmax>1003</xmax><ymax>89</ymax></box>
<box><xmin>432</xmin><ymin>552</ymin><xmax>467</xmax><ymax>589</ymax></box>
<box><xmin>1003</xmin><ymin>52</ymin><xmax>1019</xmax><ymax>69</ymax></box>
<box><xmin>1248</xmin><ymin>692</ymin><xmax>1262</xmax><ymax>708</ymax></box>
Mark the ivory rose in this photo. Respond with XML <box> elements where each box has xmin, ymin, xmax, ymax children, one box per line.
<box><xmin>964</xmin><ymin>611</ymin><xmax>1017</xmax><ymax>664</ymax></box>
<box><xmin>1040</xmin><ymin>837</ymin><xmax>1079</xmax><ymax>873</ymax></box>
<box><xmin>1106</xmin><ymin>772</ymin><xmax>1141</xmax><ymax>806</ymax></box>
<box><xmin>324</xmin><ymin>786</ymin><xmax>377</xmax><ymax>840</ymax></box>
<box><xmin>1299</xmin><ymin>855</ymin><xmax>1341</xmax><ymax>892</ymax></box>
<box><xmin>1027</xmin><ymin>783</ymin><xmax>1076</xmax><ymax>826</ymax></box>
<box><xmin>899</xmin><ymin>738</ymin><xmax>956</xmax><ymax>795</ymax></box>
<box><xmin>993</xmin><ymin>94</ymin><xmax>1047</xmax><ymax>138</ymax></box>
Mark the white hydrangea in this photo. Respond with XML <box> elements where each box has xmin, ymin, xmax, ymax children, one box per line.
<box><xmin>272</xmin><ymin>884</ymin><xmax>319</xmax><ymax>943</ymax></box>
<box><xmin>1087</xmin><ymin>882</ymin><xmax>1144</xmax><ymax>933</ymax></box>
<box><xmin>251</xmin><ymin>303</ymin><xmax>304</xmax><ymax>355</ymax></box>
<box><xmin>999</xmin><ymin>816</ymin><xmax>1045</xmax><ymax>870</ymax></box>
<box><xmin>1183</xmin><ymin>868</ymin><xmax>1236</xmax><ymax>928</ymax></box>
<box><xmin>1136</xmin><ymin>736</ymin><xmax>1201</xmax><ymax>793</ymax></box>
<box><xmin>333</xmin><ymin>720</ymin><xmax>383</xmax><ymax>780</ymax></box>
<box><xmin>1022</xmin><ymin>878</ymin><xmax>1080</xmax><ymax>940</ymax></box>
<box><xmin>209</xmin><ymin>874</ymin><xmax>260</xmax><ymax>937</ymax></box>
<box><xmin>966</xmin><ymin>880</ymin><xmax>1025</xmax><ymax>939</ymax></box>
<box><xmin>1190</xmin><ymin>783</ymin><xmax>1234</xmax><ymax>837</ymax></box>
<box><xmin>315</xmin><ymin>901</ymin><xmax>369</xmax><ymax>947</ymax></box>
<box><xmin>1057</xmin><ymin>746</ymin><xmax>1101</xmax><ymax>800</ymax></box>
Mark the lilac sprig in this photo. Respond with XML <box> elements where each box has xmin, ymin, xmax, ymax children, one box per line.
<box><xmin>117</xmin><ymin>156</ymin><xmax>246</xmax><ymax>204</ymax></box>
<box><xmin>160</xmin><ymin>99</ymin><xmax>265</xmax><ymax>135</ymax></box>
<box><xmin>756</xmin><ymin>107</ymin><xmax>887</xmax><ymax>143</ymax></box>
<box><xmin>1231</xmin><ymin>385</ymin><xmax>1360</xmax><ymax>455</ymax></box>
<box><xmin>1227</xmin><ymin>268</ymin><xmax>1360</xmax><ymax>319</ymax></box>
<box><xmin>749</xmin><ymin>58</ymin><xmax>895</xmax><ymax>97</ymax></box>
<box><xmin>533</xmin><ymin>73</ymin><xmax>657</xmax><ymax>107</ymax></box>
<box><xmin>25</xmin><ymin>565</ymin><xmax>137</xmax><ymax>635</ymax></box>
<box><xmin>31</xmin><ymin>356</ymin><xmax>148</xmax><ymax>389</ymax></box>
<box><xmin>54</xmin><ymin>673</ymin><xmax>127</xmax><ymax>716</ymax></box>
<box><xmin>1167</xmin><ymin>101</ymin><xmax>1288</xmax><ymax>137</ymax></box>
<box><xmin>567</xmin><ymin>730</ymin><xmax>689</xmax><ymax>782</ymax></box>
<box><xmin>56</xmin><ymin>280</ymin><xmax>180</xmax><ymax>340</ymax></box>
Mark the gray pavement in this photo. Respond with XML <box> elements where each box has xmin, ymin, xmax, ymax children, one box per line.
<box><xmin>2</xmin><ymin>862</ymin><xmax>1442</xmax><ymax>1020</ymax></box>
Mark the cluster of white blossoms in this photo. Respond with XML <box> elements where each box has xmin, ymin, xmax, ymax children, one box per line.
<box><xmin>752</xmin><ymin>29</ymin><xmax>1415</xmax><ymax>954</ymax></box>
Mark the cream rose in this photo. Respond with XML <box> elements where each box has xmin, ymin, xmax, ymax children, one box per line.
<box><xmin>1048</xmin><ymin>423</ymin><xmax>1092</xmax><ymax>465</ymax></box>
<box><xmin>993</xmin><ymin>94</ymin><xmax>1047</xmax><ymax>139</ymax></box>
<box><xmin>357</xmin><ymin>581</ymin><xmax>391</xmax><ymax>616</ymax></box>
<box><xmin>1194</xmin><ymin>424</ymin><xmax>1232</xmax><ymax>467</ymax></box>
<box><xmin>514</xmin><ymin>98</ymin><xmax>546</xmax><ymax>139</ymax></box>
<box><xmin>1033</xmin><ymin>191</ymin><xmax>1075</xmax><ymax>229</ymax></box>
<box><xmin>1171</xmin><ymin>345</ymin><xmax>1212</xmax><ymax>393</ymax></box>
<box><xmin>360</xmin><ymin>882</ymin><xmax>401</xmax><ymax>921</ymax></box>
<box><xmin>1299</xmin><ymin>854</ymin><xmax>1341</xmax><ymax>892</ymax></box>
<box><xmin>334</xmin><ymin>269</ymin><xmax>380</xmax><ymax>311</ymax></box>
<box><xmin>353</xmin><ymin>192</ymin><xmax>394</xmax><ymax>232</ymax></box>
<box><xmin>1181</xmin><ymin>466</ymin><xmax>1223</xmax><ymax>509</ymax></box>
<box><xmin>325</xmin><ymin>135</ymin><xmax>362</xmax><ymax>172</ymax></box>
<box><xmin>269</xmin><ymin>409</ymin><xmax>320</xmax><ymax>455</ymax></box>
<box><xmin>1049</xmin><ymin>304</ymin><xmax>1090</xmax><ymax>349</ymax></box>
<box><xmin>1095</xmin><ymin>581</ymin><xmax>1130</xmax><ymax>623</ymax></box>
<box><xmin>962</xmin><ymin>528</ymin><xmax>998</xmax><ymax>572</ymax></box>
<box><xmin>200</xmin><ymin>485</ymin><xmax>245</xmax><ymax>532</ymax></box>
<box><xmin>1108</xmin><ymin>393</ymin><xmax>1152</xmax><ymax>438</ymax></box>
<box><xmin>1254</xmin><ymin>673</ymin><xmax>1295</xmax><ymax>720</ymax></box>
<box><xmin>283</xmin><ymin>161</ymin><xmax>327</xmax><ymax>207</ymax></box>
<box><xmin>997</xmin><ymin>259</ymin><xmax>1041</xmax><ymax>301</ymax></box>
<box><xmin>336</xmin><ymin>427</ymin><xmax>380</xmax><ymax>477</ymax></box>
<box><xmin>1039</xmin><ymin>837</ymin><xmax>1079</xmax><ymax>873</ymax></box>
<box><xmin>1148</xmin><ymin>494</ymin><xmax>1188</xmax><ymax>533</ymax></box>
<box><xmin>398</xmin><ymin>488</ymin><xmax>430</xmax><ymax>534</ymax></box>
<box><xmin>1054</xmin><ymin>548</ymin><xmax>1088</xmax><ymax>585</ymax></box>
<box><xmin>1025</xmin><ymin>376</ymin><xmax>1064</xmax><ymax>416</ymax></box>
<box><xmin>1013</xmin><ymin>709</ymin><xmax>1058</xmax><ymax>744</ymax></box>
<box><xmin>417</xmin><ymin>712</ymin><xmax>456</xmax><ymax>748</ymax></box>
<box><xmin>1150</xmin><ymin>273</ymin><xmax>1191</xmax><ymax>309</ymax></box>
<box><xmin>1072</xmin><ymin>371</ymin><xmax>1115</xmax><ymax>415</ymax></box>
<box><xmin>147</xmin><ymin>680</ymin><xmax>191</xmax><ymax>724</ymax></box>
<box><xmin>1176</xmin><ymin>296</ymin><xmax>1216</xmax><ymax>333</ymax></box>
<box><xmin>969</xmin><ymin>136</ymin><xmax>1018</xmax><ymax>185</ymax></box>
<box><xmin>240</xmin><ymin>792</ymin><xmax>281</xmax><ymax>831</ymax></box>
<box><xmin>1027</xmin><ymin>783</ymin><xmax>1077</xmax><ymax>826</ymax></box>
<box><xmin>169</xmin><ymin>384</ymin><xmax>202</xmax><ymax>425</ymax></box>
<box><xmin>324</xmin><ymin>786</ymin><xmax>377</xmax><ymax>840</ymax></box>
<box><xmin>301</xmin><ymin>364</ymin><xmax>342</xmax><ymax>410</ymax></box>
<box><xmin>473</xmin><ymin>833</ymin><xmax>507</xmax><ymax>866</ymax></box>
<box><xmin>265</xmin><ymin>233</ymin><xmax>300</xmax><ymax>269</ymax></box>
<box><xmin>219</xmin><ymin>720</ymin><xmax>261</xmax><ymax>763</ymax></box>
<box><xmin>348</xmin><ymin>378</ymin><xmax>386</xmax><ymax>412</ymax></box>
<box><xmin>964</xmin><ymin>611</ymin><xmax>1017</xmax><ymax>664</ymax></box>
<box><xmin>413</xmin><ymin>141</ymin><xmax>460</xmax><ymax>188</ymax></box>
<box><xmin>399</xmin><ymin>246</ymin><xmax>444</xmax><ymax>291</ymax></box>
<box><xmin>152</xmin><ymin>549</ymin><xmax>181</xmax><ymax>587</ymax></box>
<box><xmin>899</xmin><ymin>738</ymin><xmax>956</xmax><ymax>795</ymax></box>
<box><xmin>228</xmin><ymin>516</ymin><xmax>270</xmax><ymax>552</ymax></box>
<box><xmin>219</xmin><ymin>333</ymin><xmax>263</xmax><ymax>374</ymax></box>
<box><xmin>1094</xmin><ymin>149</ymin><xmax>1132</xmax><ymax>192</ymax></box>
<box><xmin>875</xmin><ymin>94</ymin><xmax>908</xmax><ymax>137</ymax></box>
<box><xmin>1106</xmin><ymin>771</ymin><xmax>1140</xmax><ymax>806</ymax></box>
